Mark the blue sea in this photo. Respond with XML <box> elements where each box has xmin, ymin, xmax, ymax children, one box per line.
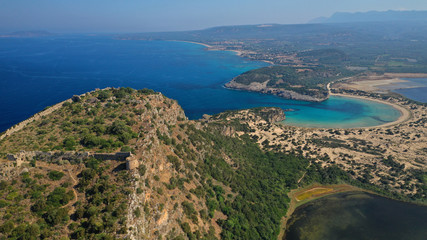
<box><xmin>0</xmin><ymin>36</ymin><xmax>401</xmax><ymax>131</ymax></box>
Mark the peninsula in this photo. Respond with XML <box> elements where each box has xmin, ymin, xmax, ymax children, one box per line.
<box><xmin>225</xmin><ymin>65</ymin><xmax>354</xmax><ymax>102</ymax></box>
<box><xmin>0</xmin><ymin>86</ymin><xmax>425</xmax><ymax>239</ymax></box>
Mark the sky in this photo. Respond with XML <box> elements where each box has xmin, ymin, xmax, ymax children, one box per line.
<box><xmin>1</xmin><ymin>0</ymin><xmax>427</xmax><ymax>33</ymax></box>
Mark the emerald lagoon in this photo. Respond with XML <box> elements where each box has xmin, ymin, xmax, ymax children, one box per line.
<box><xmin>282</xmin><ymin>95</ymin><xmax>401</xmax><ymax>128</ymax></box>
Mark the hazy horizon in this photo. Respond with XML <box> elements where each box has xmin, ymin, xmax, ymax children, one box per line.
<box><xmin>1</xmin><ymin>0</ymin><xmax>427</xmax><ymax>33</ymax></box>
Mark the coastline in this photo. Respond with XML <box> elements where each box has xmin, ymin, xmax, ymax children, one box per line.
<box><xmin>168</xmin><ymin>40</ymin><xmax>213</xmax><ymax>48</ymax></box>
<box><xmin>169</xmin><ymin>40</ymin><xmax>274</xmax><ymax>65</ymax></box>
<box><xmin>224</xmin><ymin>80</ymin><xmax>328</xmax><ymax>103</ymax></box>
<box><xmin>330</xmin><ymin>92</ymin><xmax>411</xmax><ymax>129</ymax></box>
<box><xmin>325</xmin><ymin>80</ymin><xmax>411</xmax><ymax>129</ymax></box>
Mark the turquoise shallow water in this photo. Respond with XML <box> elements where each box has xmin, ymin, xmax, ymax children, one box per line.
<box><xmin>283</xmin><ymin>95</ymin><xmax>401</xmax><ymax>128</ymax></box>
<box><xmin>0</xmin><ymin>36</ymin><xmax>401</xmax><ymax>131</ymax></box>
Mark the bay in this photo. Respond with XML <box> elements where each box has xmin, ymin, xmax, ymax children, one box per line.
<box><xmin>0</xmin><ymin>36</ymin><xmax>401</xmax><ymax>131</ymax></box>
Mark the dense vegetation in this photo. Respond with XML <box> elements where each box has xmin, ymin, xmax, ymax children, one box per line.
<box><xmin>232</xmin><ymin>66</ymin><xmax>354</xmax><ymax>98</ymax></box>
<box><xmin>184</xmin><ymin>124</ymin><xmax>309</xmax><ymax>239</ymax></box>
<box><xmin>0</xmin><ymin>88</ymin><xmax>424</xmax><ymax>239</ymax></box>
<box><xmin>178</xmin><ymin>120</ymin><xmax>399</xmax><ymax>239</ymax></box>
<box><xmin>0</xmin><ymin>158</ymin><xmax>130</xmax><ymax>239</ymax></box>
<box><xmin>0</xmin><ymin>87</ymin><xmax>161</xmax><ymax>154</ymax></box>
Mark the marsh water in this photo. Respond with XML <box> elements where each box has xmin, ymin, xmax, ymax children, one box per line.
<box><xmin>284</xmin><ymin>191</ymin><xmax>427</xmax><ymax>240</ymax></box>
<box><xmin>394</xmin><ymin>78</ymin><xmax>427</xmax><ymax>103</ymax></box>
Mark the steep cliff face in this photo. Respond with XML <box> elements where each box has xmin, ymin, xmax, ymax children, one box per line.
<box><xmin>123</xmin><ymin>100</ymin><xmax>219</xmax><ymax>239</ymax></box>
<box><xmin>0</xmin><ymin>88</ymin><xmax>219</xmax><ymax>239</ymax></box>
<box><xmin>2</xmin><ymin>88</ymin><xmax>294</xmax><ymax>239</ymax></box>
<box><xmin>5</xmin><ymin>87</ymin><xmax>382</xmax><ymax>240</ymax></box>
<box><xmin>0</xmin><ymin>87</ymin><xmax>303</xmax><ymax>240</ymax></box>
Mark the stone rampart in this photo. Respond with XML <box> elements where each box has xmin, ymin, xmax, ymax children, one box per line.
<box><xmin>0</xmin><ymin>87</ymin><xmax>112</xmax><ymax>141</ymax></box>
<box><xmin>2</xmin><ymin>150</ymin><xmax>137</xmax><ymax>178</ymax></box>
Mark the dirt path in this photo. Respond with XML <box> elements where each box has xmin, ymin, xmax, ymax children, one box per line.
<box><xmin>297</xmin><ymin>162</ymin><xmax>312</xmax><ymax>184</ymax></box>
<box><xmin>63</xmin><ymin>169</ymin><xmax>79</xmax><ymax>213</ymax></box>
<box><xmin>36</xmin><ymin>162</ymin><xmax>79</xmax><ymax>213</ymax></box>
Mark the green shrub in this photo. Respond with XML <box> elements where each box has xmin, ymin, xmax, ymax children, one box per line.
<box><xmin>80</xmin><ymin>134</ymin><xmax>101</xmax><ymax>148</ymax></box>
<box><xmin>97</xmin><ymin>91</ymin><xmax>110</xmax><ymax>102</ymax></box>
<box><xmin>120</xmin><ymin>146</ymin><xmax>132</xmax><ymax>152</ymax></box>
<box><xmin>0</xmin><ymin>221</ymin><xmax>14</xmax><ymax>234</ymax></box>
<box><xmin>133</xmin><ymin>207</ymin><xmax>141</xmax><ymax>218</ymax></box>
<box><xmin>0</xmin><ymin>199</ymin><xmax>9</xmax><ymax>208</ymax></box>
<box><xmin>48</xmin><ymin>170</ymin><xmax>65</xmax><ymax>181</ymax></box>
<box><xmin>138</xmin><ymin>164</ymin><xmax>146</xmax><ymax>176</ymax></box>
<box><xmin>46</xmin><ymin>187</ymin><xmax>74</xmax><ymax>207</ymax></box>
<box><xmin>43</xmin><ymin>208</ymin><xmax>69</xmax><ymax>226</ymax></box>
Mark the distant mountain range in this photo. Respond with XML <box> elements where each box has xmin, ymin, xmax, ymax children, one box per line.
<box><xmin>310</xmin><ymin>10</ymin><xmax>427</xmax><ymax>24</ymax></box>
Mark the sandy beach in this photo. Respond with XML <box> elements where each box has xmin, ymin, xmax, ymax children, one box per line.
<box><xmin>330</xmin><ymin>93</ymin><xmax>411</xmax><ymax>129</ymax></box>
<box><xmin>168</xmin><ymin>40</ymin><xmax>213</xmax><ymax>48</ymax></box>
<box><xmin>325</xmin><ymin>79</ymin><xmax>411</xmax><ymax>129</ymax></box>
<box><xmin>169</xmin><ymin>40</ymin><xmax>275</xmax><ymax>65</ymax></box>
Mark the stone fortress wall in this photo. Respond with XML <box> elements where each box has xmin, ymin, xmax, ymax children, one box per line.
<box><xmin>0</xmin><ymin>87</ymin><xmax>141</xmax><ymax>181</ymax></box>
<box><xmin>0</xmin><ymin>150</ymin><xmax>138</xmax><ymax>180</ymax></box>
<box><xmin>0</xmin><ymin>87</ymin><xmax>112</xmax><ymax>141</ymax></box>
<box><xmin>0</xmin><ymin>99</ymin><xmax>72</xmax><ymax>141</ymax></box>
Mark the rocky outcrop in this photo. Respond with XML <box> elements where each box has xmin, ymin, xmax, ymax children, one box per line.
<box><xmin>225</xmin><ymin>79</ymin><xmax>329</xmax><ymax>102</ymax></box>
<box><xmin>251</xmin><ymin>107</ymin><xmax>286</xmax><ymax>123</ymax></box>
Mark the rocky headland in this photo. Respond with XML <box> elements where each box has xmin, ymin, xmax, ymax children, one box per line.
<box><xmin>0</xmin><ymin>86</ymin><xmax>424</xmax><ymax>240</ymax></box>
<box><xmin>225</xmin><ymin>79</ymin><xmax>329</xmax><ymax>102</ymax></box>
<box><xmin>225</xmin><ymin>65</ymin><xmax>353</xmax><ymax>102</ymax></box>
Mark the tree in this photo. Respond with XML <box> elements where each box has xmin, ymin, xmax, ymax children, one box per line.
<box><xmin>43</xmin><ymin>208</ymin><xmax>69</xmax><ymax>226</ymax></box>
<box><xmin>48</xmin><ymin>170</ymin><xmax>65</xmax><ymax>181</ymax></box>
<box><xmin>97</xmin><ymin>91</ymin><xmax>110</xmax><ymax>102</ymax></box>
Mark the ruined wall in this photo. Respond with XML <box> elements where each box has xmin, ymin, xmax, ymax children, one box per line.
<box><xmin>1</xmin><ymin>150</ymin><xmax>137</xmax><ymax>180</ymax></box>
<box><xmin>0</xmin><ymin>99</ymin><xmax>72</xmax><ymax>141</ymax></box>
<box><xmin>93</xmin><ymin>152</ymin><xmax>131</xmax><ymax>161</ymax></box>
<box><xmin>0</xmin><ymin>87</ymin><xmax>112</xmax><ymax>141</ymax></box>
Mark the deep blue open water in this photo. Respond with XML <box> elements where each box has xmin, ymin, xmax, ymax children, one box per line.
<box><xmin>0</xmin><ymin>36</ymin><xmax>401</xmax><ymax>131</ymax></box>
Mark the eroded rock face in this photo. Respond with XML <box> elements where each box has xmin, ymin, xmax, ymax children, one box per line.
<box><xmin>254</xmin><ymin>107</ymin><xmax>286</xmax><ymax>123</ymax></box>
<box><xmin>72</xmin><ymin>95</ymin><xmax>81</xmax><ymax>102</ymax></box>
